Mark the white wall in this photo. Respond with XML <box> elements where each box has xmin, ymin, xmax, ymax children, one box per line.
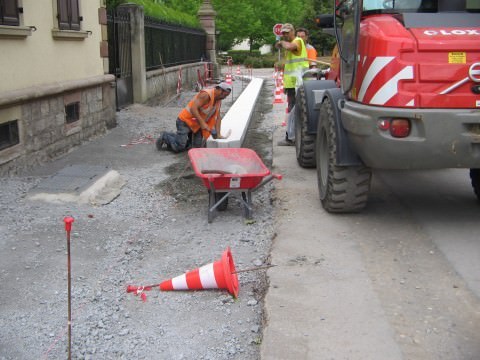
<box><xmin>231</xmin><ymin>39</ymin><xmax>272</xmax><ymax>55</ymax></box>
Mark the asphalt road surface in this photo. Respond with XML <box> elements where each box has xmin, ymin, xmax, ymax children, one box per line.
<box><xmin>262</xmin><ymin>98</ymin><xmax>480</xmax><ymax>359</ymax></box>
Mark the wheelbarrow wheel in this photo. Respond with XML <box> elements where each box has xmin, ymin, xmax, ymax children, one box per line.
<box><xmin>209</xmin><ymin>190</ymin><xmax>228</xmax><ymax>211</ymax></box>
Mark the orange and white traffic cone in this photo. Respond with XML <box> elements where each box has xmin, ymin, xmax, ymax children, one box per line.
<box><xmin>225</xmin><ymin>73</ymin><xmax>233</xmax><ymax>85</ymax></box>
<box><xmin>281</xmin><ymin>107</ymin><xmax>288</xmax><ymax>126</ymax></box>
<box><xmin>273</xmin><ymin>84</ymin><xmax>284</xmax><ymax>104</ymax></box>
<box><xmin>236</xmin><ymin>66</ymin><xmax>241</xmax><ymax>75</ymax></box>
<box><xmin>160</xmin><ymin>247</ymin><xmax>239</xmax><ymax>297</ymax></box>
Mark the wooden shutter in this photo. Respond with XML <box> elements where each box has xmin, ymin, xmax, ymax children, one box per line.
<box><xmin>57</xmin><ymin>0</ymin><xmax>81</xmax><ymax>30</ymax></box>
<box><xmin>69</xmin><ymin>0</ymin><xmax>80</xmax><ymax>31</ymax></box>
<box><xmin>1</xmin><ymin>0</ymin><xmax>20</xmax><ymax>26</ymax></box>
<box><xmin>57</xmin><ymin>0</ymin><xmax>70</xmax><ymax>30</ymax></box>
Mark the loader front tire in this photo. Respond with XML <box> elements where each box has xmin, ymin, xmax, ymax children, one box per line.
<box><xmin>316</xmin><ymin>97</ymin><xmax>371</xmax><ymax>213</ymax></box>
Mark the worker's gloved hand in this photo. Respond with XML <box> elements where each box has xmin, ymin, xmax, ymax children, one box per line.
<box><xmin>210</xmin><ymin>128</ymin><xmax>218</xmax><ymax>139</ymax></box>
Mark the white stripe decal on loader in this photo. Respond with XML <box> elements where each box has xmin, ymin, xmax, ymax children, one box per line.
<box><xmin>370</xmin><ymin>66</ymin><xmax>414</xmax><ymax>105</ymax></box>
<box><xmin>358</xmin><ymin>56</ymin><xmax>394</xmax><ymax>101</ymax></box>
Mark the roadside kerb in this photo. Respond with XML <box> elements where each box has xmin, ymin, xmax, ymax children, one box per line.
<box><xmin>207</xmin><ymin>77</ymin><xmax>264</xmax><ymax>148</ymax></box>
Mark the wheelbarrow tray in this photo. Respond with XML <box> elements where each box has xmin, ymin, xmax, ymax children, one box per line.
<box><xmin>188</xmin><ymin>148</ymin><xmax>271</xmax><ymax>190</ymax></box>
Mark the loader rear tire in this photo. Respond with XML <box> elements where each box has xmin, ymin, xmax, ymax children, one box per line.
<box><xmin>295</xmin><ymin>86</ymin><xmax>316</xmax><ymax>168</ymax></box>
<box><xmin>316</xmin><ymin>97</ymin><xmax>371</xmax><ymax>213</ymax></box>
<box><xmin>470</xmin><ymin>169</ymin><xmax>480</xmax><ymax>202</ymax></box>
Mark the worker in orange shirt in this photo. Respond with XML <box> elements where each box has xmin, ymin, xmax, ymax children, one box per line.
<box><xmin>156</xmin><ymin>82</ymin><xmax>232</xmax><ymax>152</ymax></box>
<box><xmin>296</xmin><ymin>27</ymin><xmax>318</xmax><ymax>69</ymax></box>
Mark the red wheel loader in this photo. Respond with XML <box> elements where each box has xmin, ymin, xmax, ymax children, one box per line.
<box><xmin>294</xmin><ymin>0</ymin><xmax>480</xmax><ymax>212</ymax></box>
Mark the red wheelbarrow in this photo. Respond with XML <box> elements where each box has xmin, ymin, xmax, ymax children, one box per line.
<box><xmin>188</xmin><ymin>148</ymin><xmax>282</xmax><ymax>223</ymax></box>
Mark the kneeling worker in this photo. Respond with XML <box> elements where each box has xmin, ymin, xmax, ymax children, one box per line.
<box><xmin>156</xmin><ymin>82</ymin><xmax>232</xmax><ymax>153</ymax></box>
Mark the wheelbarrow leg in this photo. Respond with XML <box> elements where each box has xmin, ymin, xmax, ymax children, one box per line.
<box><xmin>242</xmin><ymin>190</ymin><xmax>253</xmax><ymax>219</ymax></box>
<box><xmin>208</xmin><ymin>189</ymin><xmax>216</xmax><ymax>223</ymax></box>
<box><xmin>207</xmin><ymin>181</ymin><xmax>230</xmax><ymax>223</ymax></box>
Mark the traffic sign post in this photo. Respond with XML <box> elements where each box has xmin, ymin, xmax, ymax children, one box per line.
<box><xmin>273</xmin><ymin>23</ymin><xmax>283</xmax><ymax>37</ymax></box>
<box><xmin>273</xmin><ymin>23</ymin><xmax>283</xmax><ymax>63</ymax></box>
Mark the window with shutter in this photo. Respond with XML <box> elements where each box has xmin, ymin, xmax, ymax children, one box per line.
<box><xmin>0</xmin><ymin>0</ymin><xmax>20</xmax><ymax>26</ymax></box>
<box><xmin>57</xmin><ymin>0</ymin><xmax>70</xmax><ymax>30</ymax></box>
<box><xmin>69</xmin><ymin>0</ymin><xmax>80</xmax><ymax>31</ymax></box>
<box><xmin>57</xmin><ymin>0</ymin><xmax>81</xmax><ymax>31</ymax></box>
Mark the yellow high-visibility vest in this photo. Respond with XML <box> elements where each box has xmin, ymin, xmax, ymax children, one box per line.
<box><xmin>283</xmin><ymin>37</ymin><xmax>309</xmax><ymax>89</ymax></box>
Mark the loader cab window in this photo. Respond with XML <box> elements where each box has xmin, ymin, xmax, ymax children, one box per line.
<box><xmin>363</xmin><ymin>0</ymin><xmax>435</xmax><ymax>12</ymax></box>
<box><xmin>336</xmin><ymin>0</ymin><xmax>360</xmax><ymax>93</ymax></box>
<box><xmin>363</xmin><ymin>0</ymin><xmax>480</xmax><ymax>13</ymax></box>
<box><xmin>466</xmin><ymin>0</ymin><xmax>480</xmax><ymax>12</ymax></box>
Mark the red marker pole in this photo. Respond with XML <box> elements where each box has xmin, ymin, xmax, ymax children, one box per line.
<box><xmin>63</xmin><ymin>216</ymin><xmax>74</xmax><ymax>360</ymax></box>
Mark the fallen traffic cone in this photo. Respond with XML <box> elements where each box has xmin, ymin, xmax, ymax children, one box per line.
<box><xmin>160</xmin><ymin>247</ymin><xmax>239</xmax><ymax>297</ymax></box>
<box><xmin>225</xmin><ymin>73</ymin><xmax>233</xmax><ymax>85</ymax></box>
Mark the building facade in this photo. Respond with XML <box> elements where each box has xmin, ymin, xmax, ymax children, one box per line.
<box><xmin>0</xmin><ymin>0</ymin><xmax>116</xmax><ymax>175</ymax></box>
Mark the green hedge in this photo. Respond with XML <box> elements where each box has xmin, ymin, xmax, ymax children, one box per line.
<box><xmin>226</xmin><ymin>50</ymin><xmax>276</xmax><ymax>68</ymax></box>
<box><xmin>108</xmin><ymin>0</ymin><xmax>200</xmax><ymax>28</ymax></box>
<box><xmin>243</xmin><ymin>55</ymin><xmax>276</xmax><ymax>68</ymax></box>
<box><xmin>226</xmin><ymin>50</ymin><xmax>261</xmax><ymax>64</ymax></box>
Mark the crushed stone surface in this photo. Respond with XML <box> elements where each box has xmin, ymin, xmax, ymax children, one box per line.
<box><xmin>0</xmin><ymin>75</ymin><xmax>280</xmax><ymax>359</ymax></box>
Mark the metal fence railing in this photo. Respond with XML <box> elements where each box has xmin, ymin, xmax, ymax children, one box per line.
<box><xmin>144</xmin><ymin>16</ymin><xmax>207</xmax><ymax>70</ymax></box>
<box><xmin>107</xmin><ymin>9</ymin><xmax>133</xmax><ymax>108</ymax></box>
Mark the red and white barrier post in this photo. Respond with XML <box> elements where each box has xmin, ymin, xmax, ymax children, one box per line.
<box><xmin>63</xmin><ymin>216</ymin><xmax>74</xmax><ymax>360</ymax></box>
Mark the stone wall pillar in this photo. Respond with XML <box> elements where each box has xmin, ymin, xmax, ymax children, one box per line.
<box><xmin>118</xmin><ymin>3</ymin><xmax>147</xmax><ymax>103</ymax></box>
<box><xmin>197</xmin><ymin>0</ymin><xmax>218</xmax><ymax>75</ymax></box>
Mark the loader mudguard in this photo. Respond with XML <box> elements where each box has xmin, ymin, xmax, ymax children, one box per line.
<box><xmin>322</xmin><ymin>88</ymin><xmax>363</xmax><ymax>166</ymax></box>
<box><xmin>303</xmin><ymin>80</ymin><xmax>337</xmax><ymax>134</ymax></box>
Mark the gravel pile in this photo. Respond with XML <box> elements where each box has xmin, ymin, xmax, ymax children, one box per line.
<box><xmin>0</xmin><ymin>77</ymin><xmax>278</xmax><ymax>359</ymax></box>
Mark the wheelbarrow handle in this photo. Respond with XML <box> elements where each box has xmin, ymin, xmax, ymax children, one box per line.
<box><xmin>252</xmin><ymin>173</ymin><xmax>282</xmax><ymax>192</ymax></box>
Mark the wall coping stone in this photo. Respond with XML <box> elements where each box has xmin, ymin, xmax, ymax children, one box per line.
<box><xmin>0</xmin><ymin>74</ymin><xmax>115</xmax><ymax>108</ymax></box>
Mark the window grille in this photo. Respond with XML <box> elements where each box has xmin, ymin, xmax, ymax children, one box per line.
<box><xmin>0</xmin><ymin>120</ymin><xmax>19</xmax><ymax>151</ymax></box>
<box><xmin>65</xmin><ymin>102</ymin><xmax>80</xmax><ymax>124</ymax></box>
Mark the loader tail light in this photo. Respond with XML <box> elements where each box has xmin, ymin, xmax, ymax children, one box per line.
<box><xmin>390</xmin><ymin>118</ymin><xmax>410</xmax><ymax>138</ymax></box>
<box><xmin>377</xmin><ymin>118</ymin><xmax>411</xmax><ymax>138</ymax></box>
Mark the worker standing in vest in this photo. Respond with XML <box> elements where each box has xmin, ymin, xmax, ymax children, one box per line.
<box><xmin>274</xmin><ymin>23</ymin><xmax>309</xmax><ymax>146</ymax></box>
<box><xmin>156</xmin><ymin>82</ymin><xmax>232</xmax><ymax>153</ymax></box>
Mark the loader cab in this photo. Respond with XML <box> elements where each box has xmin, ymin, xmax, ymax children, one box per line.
<box><xmin>317</xmin><ymin>0</ymin><xmax>480</xmax><ymax>99</ymax></box>
<box><xmin>315</xmin><ymin>0</ymin><xmax>363</xmax><ymax>96</ymax></box>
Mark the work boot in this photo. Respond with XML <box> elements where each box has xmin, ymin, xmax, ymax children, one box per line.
<box><xmin>155</xmin><ymin>132</ymin><xmax>165</xmax><ymax>150</ymax></box>
<box><xmin>169</xmin><ymin>140</ymin><xmax>179</xmax><ymax>153</ymax></box>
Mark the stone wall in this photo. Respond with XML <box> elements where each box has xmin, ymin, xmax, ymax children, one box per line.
<box><xmin>0</xmin><ymin>75</ymin><xmax>116</xmax><ymax>176</ymax></box>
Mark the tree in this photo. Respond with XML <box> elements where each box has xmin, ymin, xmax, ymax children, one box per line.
<box><xmin>160</xmin><ymin>0</ymin><xmax>202</xmax><ymax>14</ymax></box>
<box><xmin>213</xmin><ymin>0</ymin><xmax>309</xmax><ymax>52</ymax></box>
<box><xmin>298</xmin><ymin>0</ymin><xmax>336</xmax><ymax>56</ymax></box>
<box><xmin>106</xmin><ymin>0</ymin><xmax>335</xmax><ymax>54</ymax></box>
